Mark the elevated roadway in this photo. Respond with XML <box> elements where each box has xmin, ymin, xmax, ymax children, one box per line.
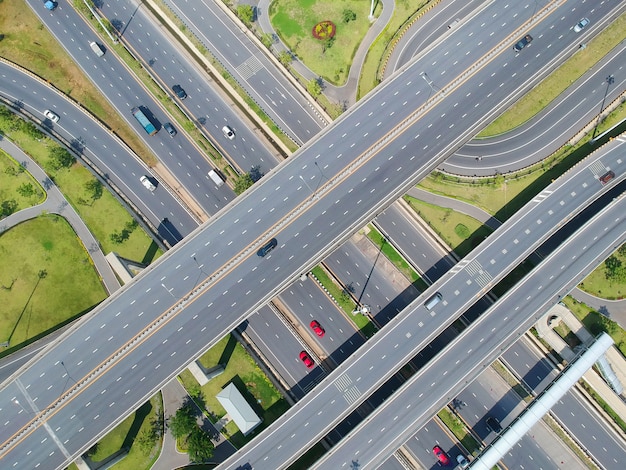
<box><xmin>0</xmin><ymin>0</ymin><xmax>621</xmax><ymax>468</ymax></box>
<box><xmin>219</xmin><ymin>135</ymin><xmax>626</xmax><ymax>468</ymax></box>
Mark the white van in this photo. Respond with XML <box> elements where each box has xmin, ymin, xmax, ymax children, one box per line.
<box><xmin>89</xmin><ymin>41</ymin><xmax>105</xmax><ymax>57</ymax></box>
<box><xmin>424</xmin><ymin>292</ymin><xmax>442</xmax><ymax>311</ymax></box>
<box><xmin>208</xmin><ymin>169</ymin><xmax>225</xmax><ymax>187</ymax></box>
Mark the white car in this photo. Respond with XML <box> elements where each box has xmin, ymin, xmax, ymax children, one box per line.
<box><xmin>140</xmin><ymin>175</ymin><xmax>156</xmax><ymax>191</ymax></box>
<box><xmin>222</xmin><ymin>125</ymin><xmax>235</xmax><ymax>140</ymax></box>
<box><xmin>44</xmin><ymin>109</ymin><xmax>59</xmax><ymax>122</ymax></box>
<box><xmin>574</xmin><ymin>18</ymin><xmax>589</xmax><ymax>32</ymax></box>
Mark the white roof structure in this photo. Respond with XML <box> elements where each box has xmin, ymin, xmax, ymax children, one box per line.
<box><xmin>216</xmin><ymin>383</ymin><xmax>262</xmax><ymax>435</ymax></box>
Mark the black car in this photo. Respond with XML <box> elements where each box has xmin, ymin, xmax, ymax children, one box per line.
<box><xmin>172</xmin><ymin>84</ymin><xmax>187</xmax><ymax>99</ymax></box>
<box><xmin>163</xmin><ymin>122</ymin><xmax>177</xmax><ymax>137</ymax></box>
<box><xmin>486</xmin><ymin>416</ymin><xmax>502</xmax><ymax>433</ymax></box>
<box><xmin>513</xmin><ymin>34</ymin><xmax>533</xmax><ymax>52</ymax></box>
<box><xmin>257</xmin><ymin>238</ymin><xmax>277</xmax><ymax>257</ymax></box>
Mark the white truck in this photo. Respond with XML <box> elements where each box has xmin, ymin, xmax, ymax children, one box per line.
<box><xmin>89</xmin><ymin>41</ymin><xmax>105</xmax><ymax>57</ymax></box>
<box><xmin>208</xmin><ymin>169</ymin><xmax>225</xmax><ymax>187</ymax></box>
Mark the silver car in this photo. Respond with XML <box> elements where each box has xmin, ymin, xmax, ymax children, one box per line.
<box><xmin>574</xmin><ymin>18</ymin><xmax>589</xmax><ymax>32</ymax></box>
<box><xmin>44</xmin><ymin>109</ymin><xmax>60</xmax><ymax>122</ymax></box>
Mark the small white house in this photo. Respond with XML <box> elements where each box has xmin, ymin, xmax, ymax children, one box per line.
<box><xmin>216</xmin><ymin>383</ymin><xmax>262</xmax><ymax>435</ymax></box>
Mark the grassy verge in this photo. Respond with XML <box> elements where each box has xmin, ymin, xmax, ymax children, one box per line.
<box><xmin>366</xmin><ymin>224</ymin><xmax>425</xmax><ymax>288</ymax></box>
<box><xmin>178</xmin><ymin>334</ymin><xmax>289</xmax><ymax>449</ymax></box>
<box><xmin>418</xmin><ymin>77</ymin><xmax>626</xmax><ymax>224</ymax></box>
<box><xmin>269</xmin><ymin>0</ymin><xmax>379</xmax><ymax>86</ymax></box>
<box><xmin>310</xmin><ymin>265</ymin><xmax>377</xmax><ymax>338</ymax></box>
<box><xmin>579</xmin><ymin>380</ymin><xmax>626</xmax><ymax>434</ymax></box>
<box><xmin>0</xmin><ymin>216</ymin><xmax>107</xmax><ymax>347</ymax></box>
<box><xmin>480</xmin><ymin>12</ymin><xmax>626</xmax><ymax>136</ymax></box>
<box><xmin>403</xmin><ymin>196</ymin><xmax>493</xmax><ymax>258</ymax></box>
<box><xmin>438</xmin><ymin>408</ymin><xmax>480</xmax><ymax>454</ymax></box>
<box><xmin>578</xmin><ymin>243</ymin><xmax>626</xmax><ymax>299</ymax></box>
<box><xmin>491</xmin><ymin>360</ymin><xmax>533</xmax><ymax>403</ymax></box>
<box><xmin>562</xmin><ymin>296</ymin><xmax>626</xmax><ymax>357</ymax></box>
<box><xmin>0</xmin><ymin>0</ymin><xmax>156</xmax><ymax>165</ymax></box>
<box><xmin>542</xmin><ymin>413</ymin><xmax>598</xmax><ymax>470</ymax></box>
<box><xmin>358</xmin><ymin>0</ymin><xmax>430</xmax><ymax>99</ymax></box>
<box><xmin>1</xmin><ymin>110</ymin><xmax>161</xmax><ymax>263</ymax></box>
<box><xmin>150</xmin><ymin>0</ymin><xmax>298</xmax><ymax>157</ymax></box>
<box><xmin>87</xmin><ymin>394</ymin><xmax>163</xmax><ymax>470</ymax></box>
<box><xmin>0</xmin><ymin>150</ymin><xmax>45</xmax><ymax>210</ymax></box>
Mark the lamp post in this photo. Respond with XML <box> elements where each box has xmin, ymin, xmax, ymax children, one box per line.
<box><xmin>299</xmin><ymin>175</ymin><xmax>318</xmax><ymax>199</ymax></box>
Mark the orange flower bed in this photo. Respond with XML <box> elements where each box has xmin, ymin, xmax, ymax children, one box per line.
<box><xmin>312</xmin><ymin>20</ymin><xmax>336</xmax><ymax>40</ymax></box>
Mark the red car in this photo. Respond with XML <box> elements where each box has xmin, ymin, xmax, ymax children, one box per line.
<box><xmin>310</xmin><ymin>320</ymin><xmax>325</xmax><ymax>337</ymax></box>
<box><xmin>299</xmin><ymin>351</ymin><xmax>315</xmax><ymax>368</ymax></box>
<box><xmin>433</xmin><ymin>446</ymin><xmax>450</xmax><ymax>466</ymax></box>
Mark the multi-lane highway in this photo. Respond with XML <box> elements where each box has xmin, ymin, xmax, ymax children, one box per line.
<box><xmin>1</xmin><ymin>1</ymin><xmax>624</xmax><ymax>468</ymax></box>
<box><xmin>311</xmin><ymin>188</ymin><xmax>626</xmax><ymax>469</ymax></box>
<box><xmin>219</xmin><ymin>132</ymin><xmax>626</xmax><ymax>468</ymax></box>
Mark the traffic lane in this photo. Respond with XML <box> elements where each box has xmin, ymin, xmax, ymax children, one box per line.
<box><xmin>278</xmin><ymin>280</ymin><xmax>365</xmax><ymax>365</ymax></box>
<box><xmin>374</xmin><ymin>203</ymin><xmax>456</xmax><ymax>283</ymax></box>
<box><xmin>437</xmin><ymin>0</ymin><xmax>626</xmax><ymax>175</ymax></box>
<box><xmin>386</xmin><ymin>0</ymin><xmax>486</xmax><ymax>77</ymax></box>
<box><xmin>162</xmin><ymin>0</ymin><xmax>326</xmax><ymax>144</ymax></box>
<box><xmin>447</xmin><ymin>43</ymin><xmax>626</xmax><ymax>172</ymax></box>
<box><xmin>240</xmin><ymin>308</ymin><xmax>325</xmax><ymax>400</ymax></box>
<box><xmin>11</xmin><ymin>132</ymin><xmax>624</xmax><ymax>440</ymax></box>
<box><xmin>324</xmin><ymin>240</ymin><xmax>421</xmax><ymax>325</ymax></box>
<box><xmin>502</xmin><ymin>340</ymin><xmax>558</xmax><ymax>393</ymax></box>
<box><xmin>311</xmin><ymin>197</ymin><xmax>626</xmax><ymax>469</ymax></box>
<box><xmin>377</xmin><ymin>454</ymin><xmax>409</xmax><ymax>470</ymax></box>
<box><xmin>504</xmin><ymin>338</ymin><xmax>626</xmax><ymax>468</ymax></box>
<box><xmin>0</xmin><ymin>62</ymin><xmax>199</xmax><ymax>237</ymax></box>
<box><xmin>27</xmin><ymin>0</ymin><xmax>234</xmax><ymax>215</ymax></box>
<box><xmin>404</xmin><ymin>419</ymin><xmax>464</xmax><ymax>470</ymax></box>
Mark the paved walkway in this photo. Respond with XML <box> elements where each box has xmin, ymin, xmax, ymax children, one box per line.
<box><xmin>153</xmin><ymin>378</ymin><xmax>236</xmax><ymax>470</ymax></box>
<box><xmin>256</xmin><ymin>0</ymin><xmax>395</xmax><ymax>105</ymax></box>
<box><xmin>0</xmin><ymin>137</ymin><xmax>120</xmax><ymax>294</ymax></box>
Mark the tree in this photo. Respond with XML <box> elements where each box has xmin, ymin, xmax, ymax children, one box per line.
<box><xmin>84</xmin><ymin>179</ymin><xmax>103</xmax><ymax>201</ymax></box>
<box><xmin>278</xmin><ymin>50</ymin><xmax>292</xmax><ymax>66</ymax></box>
<box><xmin>234</xmin><ymin>173</ymin><xmax>254</xmax><ymax>195</ymax></box>
<box><xmin>604</xmin><ymin>255</ymin><xmax>624</xmax><ymax>282</ymax></box>
<box><xmin>321</xmin><ymin>36</ymin><xmax>335</xmax><ymax>53</ymax></box>
<box><xmin>236</xmin><ymin>4</ymin><xmax>254</xmax><ymax>26</ymax></box>
<box><xmin>17</xmin><ymin>183</ymin><xmax>36</xmax><ymax>198</ymax></box>
<box><xmin>0</xmin><ymin>199</ymin><xmax>18</xmax><ymax>217</ymax></box>
<box><xmin>307</xmin><ymin>78</ymin><xmax>322</xmax><ymax>98</ymax></box>
<box><xmin>342</xmin><ymin>9</ymin><xmax>356</xmax><ymax>23</ymax></box>
<box><xmin>187</xmin><ymin>427</ymin><xmax>214</xmax><ymax>462</ymax></box>
<box><xmin>48</xmin><ymin>147</ymin><xmax>75</xmax><ymax>170</ymax></box>
<box><xmin>168</xmin><ymin>404</ymin><xmax>196</xmax><ymax>439</ymax></box>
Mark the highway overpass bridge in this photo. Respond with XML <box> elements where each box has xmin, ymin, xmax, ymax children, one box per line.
<box><xmin>1</xmin><ymin>0</ymin><xmax>624</xmax><ymax>468</ymax></box>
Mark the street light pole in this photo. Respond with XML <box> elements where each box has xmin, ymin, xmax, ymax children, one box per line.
<box><xmin>299</xmin><ymin>175</ymin><xmax>318</xmax><ymax>199</ymax></box>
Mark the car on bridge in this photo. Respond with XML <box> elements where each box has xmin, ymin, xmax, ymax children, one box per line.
<box><xmin>310</xmin><ymin>320</ymin><xmax>325</xmax><ymax>337</ymax></box>
<box><xmin>514</xmin><ymin>34</ymin><xmax>533</xmax><ymax>52</ymax></box>
<box><xmin>299</xmin><ymin>351</ymin><xmax>315</xmax><ymax>368</ymax></box>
